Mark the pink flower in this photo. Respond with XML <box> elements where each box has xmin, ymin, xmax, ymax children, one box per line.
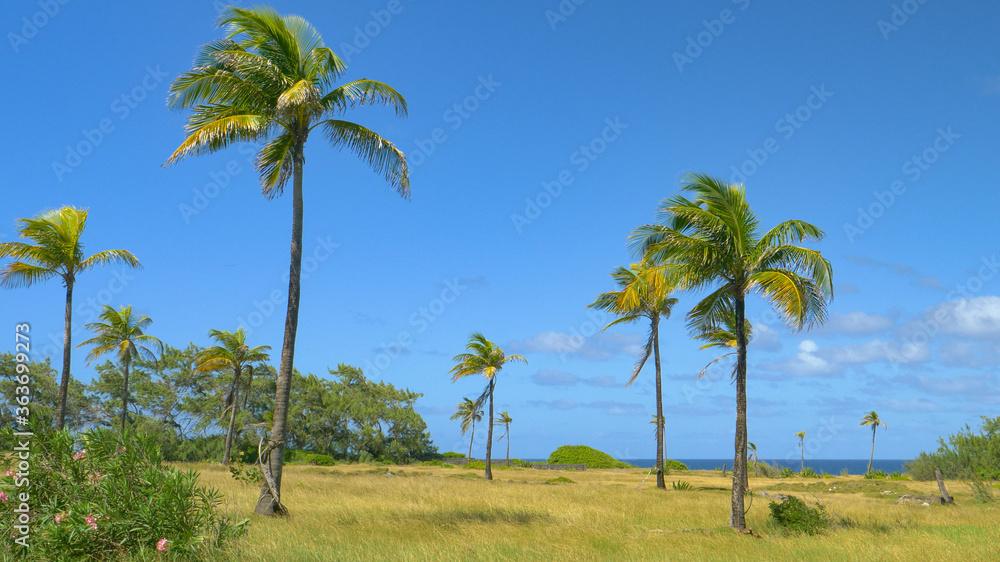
<box><xmin>118</xmin><ymin>446</ymin><xmax>126</xmax><ymax>454</ymax></box>
<box><xmin>156</xmin><ymin>538</ymin><xmax>168</xmax><ymax>552</ymax></box>
<box><xmin>73</xmin><ymin>449</ymin><xmax>87</xmax><ymax>460</ymax></box>
<box><xmin>0</xmin><ymin>492</ymin><xmax>7</xmax><ymax>503</ymax></box>
<box><xmin>5</xmin><ymin>470</ymin><xmax>11</xmax><ymax>477</ymax></box>
<box><xmin>86</xmin><ymin>515</ymin><xmax>96</xmax><ymax>526</ymax></box>
<box><xmin>90</xmin><ymin>523</ymin><xmax>98</xmax><ymax>531</ymax></box>
<box><xmin>54</xmin><ymin>513</ymin><xmax>62</xmax><ymax>524</ymax></box>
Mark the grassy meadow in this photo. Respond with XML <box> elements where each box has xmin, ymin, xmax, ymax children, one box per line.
<box><xmin>183</xmin><ymin>462</ymin><xmax>1000</xmax><ymax>561</ymax></box>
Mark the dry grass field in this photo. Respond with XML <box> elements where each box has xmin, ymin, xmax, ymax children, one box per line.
<box><xmin>172</xmin><ymin>462</ymin><xmax>1000</xmax><ymax>561</ymax></box>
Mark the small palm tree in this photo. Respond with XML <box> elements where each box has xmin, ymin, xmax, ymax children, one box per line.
<box><xmin>450</xmin><ymin>333</ymin><xmax>526</xmax><ymax>480</ymax></box>
<box><xmin>630</xmin><ymin>173</ymin><xmax>833</xmax><ymax>530</ymax></box>
<box><xmin>860</xmin><ymin>411</ymin><xmax>887</xmax><ymax>474</ymax></box>
<box><xmin>0</xmin><ymin>206</ymin><xmax>140</xmax><ymax>429</ymax></box>
<box><xmin>747</xmin><ymin>441</ymin><xmax>759</xmax><ymax>478</ymax></box>
<box><xmin>589</xmin><ymin>263</ymin><xmax>677</xmax><ymax>490</ymax></box>
<box><xmin>166</xmin><ymin>6</ymin><xmax>409</xmax><ymax>517</ymax></box>
<box><xmin>495</xmin><ymin>411</ymin><xmax>513</xmax><ymax>462</ymax></box>
<box><xmin>795</xmin><ymin>431</ymin><xmax>806</xmax><ymax>472</ymax></box>
<box><xmin>193</xmin><ymin>328</ymin><xmax>271</xmax><ymax>465</ymax></box>
<box><xmin>450</xmin><ymin>398</ymin><xmax>483</xmax><ymax>460</ymax></box>
<box><xmin>78</xmin><ymin>305</ymin><xmax>162</xmax><ymax>432</ymax></box>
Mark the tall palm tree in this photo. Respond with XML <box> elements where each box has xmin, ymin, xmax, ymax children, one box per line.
<box><xmin>588</xmin><ymin>263</ymin><xmax>677</xmax><ymax>490</ymax></box>
<box><xmin>860</xmin><ymin>411</ymin><xmax>887</xmax><ymax>474</ymax></box>
<box><xmin>795</xmin><ymin>431</ymin><xmax>806</xmax><ymax>472</ymax></box>
<box><xmin>450</xmin><ymin>397</ymin><xmax>483</xmax><ymax>460</ymax></box>
<box><xmin>449</xmin><ymin>333</ymin><xmax>526</xmax><ymax>480</ymax></box>
<box><xmin>165</xmin><ymin>6</ymin><xmax>409</xmax><ymax>516</ymax></box>
<box><xmin>495</xmin><ymin>411</ymin><xmax>513</xmax><ymax>462</ymax></box>
<box><xmin>193</xmin><ymin>328</ymin><xmax>271</xmax><ymax>465</ymax></box>
<box><xmin>0</xmin><ymin>206</ymin><xmax>140</xmax><ymax>430</ymax></box>
<box><xmin>630</xmin><ymin>173</ymin><xmax>833</xmax><ymax>531</ymax></box>
<box><xmin>78</xmin><ymin>305</ymin><xmax>162</xmax><ymax>433</ymax></box>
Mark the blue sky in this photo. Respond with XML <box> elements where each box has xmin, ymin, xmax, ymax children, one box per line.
<box><xmin>2</xmin><ymin>1</ymin><xmax>999</xmax><ymax>462</ymax></box>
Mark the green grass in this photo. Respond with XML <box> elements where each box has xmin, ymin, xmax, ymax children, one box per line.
<box><xmin>173</xmin><ymin>463</ymin><xmax>1000</xmax><ymax>561</ymax></box>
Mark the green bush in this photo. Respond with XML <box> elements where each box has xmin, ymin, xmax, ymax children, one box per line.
<box><xmin>750</xmin><ymin>461</ymin><xmax>783</xmax><ymax>478</ymax></box>
<box><xmin>864</xmin><ymin>470</ymin><xmax>887</xmax><ymax>479</ymax></box>
<box><xmin>906</xmin><ymin>416</ymin><xmax>1000</xmax><ymax>480</ymax></box>
<box><xmin>420</xmin><ymin>459</ymin><xmax>456</xmax><ymax>468</ymax></box>
<box><xmin>780</xmin><ymin>467</ymin><xmax>794</xmax><ymax>478</ymax></box>
<box><xmin>664</xmin><ymin>459</ymin><xmax>688</xmax><ymax>472</ymax></box>
<box><xmin>466</xmin><ymin>461</ymin><xmax>485</xmax><ymax>470</ymax></box>
<box><xmin>671</xmin><ymin>480</ymin><xmax>692</xmax><ymax>491</ymax></box>
<box><xmin>0</xmin><ymin>424</ymin><xmax>246</xmax><ymax>560</ymax></box>
<box><xmin>441</xmin><ymin>452</ymin><xmax>466</xmax><ymax>458</ymax></box>
<box><xmin>547</xmin><ymin>476</ymin><xmax>575</xmax><ymax>484</ymax></box>
<box><xmin>768</xmin><ymin>496</ymin><xmax>828</xmax><ymax>535</ymax></box>
<box><xmin>888</xmin><ymin>471</ymin><xmax>910</xmax><ymax>481</ymax></box>
<box><xmin>546</xmin><ymin>445</ymin><xmax>634</xmax><ymax>469</ymax></box>
<box><xmin>840</xmin><ymin>468</ymin><xmax>850</xmax><ymax>477</ymax></box>
<box><xmin>510</xmin><ymin>458</ymin><xmax>534</xmax><ymax>468</ymax></box>
<box><xmin>800</xmin><ymin>467</ymin><xmax>818</xmax><ymax>478</ymax></box>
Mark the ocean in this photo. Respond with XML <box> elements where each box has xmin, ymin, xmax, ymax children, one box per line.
<box><xmin>621</xmin><ymin>458</ymin><xmax>909</xmax><ymax>475</ymax></box>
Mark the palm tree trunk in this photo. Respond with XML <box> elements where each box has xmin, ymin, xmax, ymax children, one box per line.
<box><xmin>653</xmin><ymin>316</ymin><xmax>665</xmax><ymax>490</ymax></box>
<box><xmin>868</xmin><ymin>427</ymin><xmax>876</xmax><ymax>473</ymax></box>
<box><xmin>119</xmin><ymin>359</ymin><xmax>130</xmax><ymax>433</ymax></box>
<box><xmin>255</xmin><ymin>136</ymin><xmax>305</xmax><ymax>517</ymax></box>
<box><xmin>801</xmin><ymin>441</ymin><xmax>805</xmax><ymax>472</ymax></box>
<box><xmin>223</xmin><ymin>366</ymin><xmax>241</xmax><ymax>466</ymax></box>
<box><xmin>506</xmin><ymin>424</ymin><xmax>510</xmax><ymax>462</ymax></box>
<box><xmin>56</xmin><ymin>279</ymin><xmax>74</xmax><ymax>430</ymax></box>
<box><xmin>730</xmin><ymin>295</ymin><xmax>748</xmax><ymax>530</ymax></box>
<box><xmin>469</xmin><ymin>419</ymin><xmax>475</xmax><ymax>459</ymax></box>
<box><xmin>485</xmin><ymin>380</ymin><xmax>494</xmax><ymax>480</ymax></box>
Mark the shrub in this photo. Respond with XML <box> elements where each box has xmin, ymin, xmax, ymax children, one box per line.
<box><xmin>965</xmin><ymin>470</ymin><xmax>996</xmax><ymax>503</ymax></box>
<box><xmin>864</xmin><ymin>470</ymin><xmax>887</xmax><ymax>479</ymax></box>
<box><xmin>228</xmin><ymin>452</ymin><xmax>263</xmax><ymax>486</ymax></box>
<box><xmin>547</xmin><ymin>477</ymin><xmax>575</xmax><ymax>484</ymax></box>
<box><xmin>751</xmin><ymin>461</ymin><xmax>783</xmax><ymax>478</ymax></box>
<box><xmin>888</xmin><ymin>471</ymin><xmax>910</xmax><ymax>481</ymax></box>
<box><xmin>466</xmin><ymin>461</ymin><xmax>485</xmax><ymax>470</ymax></box>
<box><xmin>664</xmin><ymin>459</ymin><xmax>688</xmax><ymax>472</ymax></box>
<box><xmin>840</xmin><ymin>468</ymin><xmax>850</xmax><ymax>477</ymax></box>
<box><xmin>780</xmin><ymin>467</ymin><xmax>794</xmax><ymax>478</ymax></box>
<box><xmin>420</xmin><ymin>460</ymin><xmax>456</xmax><ymax>468</ymax></box>
<box><xmin>296</xmin><ymin>452</ymin><xmax>337</xmax><ymax>466</ymax></box>
<box><xmin>0</xmin><ymin>424</ymin><xmax>246</xmax><ymax>560</ymax></box>
<box><xmin>768</xmin><ymin>496</ymin><xmax>828</xmax><ymax>535</ymax></box>
<box><xmin>546</xmin><ymin>445</ymin><xmax>634</xmax><ymax>469</ymax></box>
<box><xmin>800</xmin><ymin>467</ymin><xmax>818</xmax><ymax>478</ymax></box>
<box><xmin>905</xmin><ymin>416</ymin><xmax>1000</xmax><ymax>480</ymax></box>
<box><xmin>510</xmin><ymin>458</ymin><xmax>534</xmax><ymax>468</ymax></box>
<box><xmin>441</xmin><ymin>452</ymin><xmax>466</xmax><ymax>458</ymax></box>
<box><xmin>671</xmin><ymin>480</ymin><xmax>692</xmax><ymax>491</ymax></box>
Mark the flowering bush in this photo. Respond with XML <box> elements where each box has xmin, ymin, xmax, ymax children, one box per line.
<box><xmin>0</xmin><ymin>424</ymin><xmax>247</xmax><ymax>560</ymax></box>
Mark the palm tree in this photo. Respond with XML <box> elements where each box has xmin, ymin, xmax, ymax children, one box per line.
<box><xmin>450</xmin><ymin>397</ymin><xmax>483</xmax><ymax>460</ymax></box>
<box><xmin>0</xmin><ymin>206</ymin><xmax>140</xmax><ymax>430</ymax></box>
<box><xmin>495</xmin><ymin>411</ymin><xmax>513</xmax><ymax>462</ymax></box>
<box><xmin>860</xmin><ymin>411</ymin><xmax>887</xmax><ymax>474</ymax></box>
<box><xmin>747</xmin><ymin>441</ymin><xmax>759</xmax><ymax>478</ymax></box>
<box><xmin>449</xmin><ymin>333</ymin><xmax>526</xmax><ymax>480</ymax></box>
<box><xmin>165</xmin><ymin>6</ymin><xmax>409</xmax><ymax>516</ymax></box>
<box><xmin>193</xmin><ymin>328</ymin><xmax>271</xmax><ymax>465</ymax></box>
<box><xmin>78</xmin><ymin>305</ymin><xmax>162</xmax><ymax>432</ymax></box>
<box><xmin>630</xmin><ymin>173</ymin><xmax>833</xmax><ymax>531</ymax></box>
<box><xmin>588</xmin><ymin>263</ymin><xmax>677</xmax><ymax>490</ymax></box>
<box><xmin>795</xmin><ymin>431</ymin><xmax>806</xmax><ymax>472</ymax></box>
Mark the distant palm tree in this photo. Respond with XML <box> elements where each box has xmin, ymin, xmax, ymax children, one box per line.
<box><xmin>589</xmin><ymin>263</ymin><xmax>677</xmax><ymax>490</ymax></box>
<box><xmin>450</xmin><ymin>333</ymin><xmax>526</xmax><ymax>480</ymax></box>
<box><xmin>795</xmin><ymin>431</ymin><xmax>806</xmax><ymax>472</ymax></box>
<box><xmin>747</xmin><ymin>441</ymin><xmax>759</xmax><ymax>478</ymax></box>
<box><xmin>166</xmin><ymin>6</ymin><xmax>409</xmax><ymax>517</ymax></box>
<box><xmin>860</xmin><ymin>411</ymin><xmax>887</xmax><ymax>474</ymax></box>
<box><xmin>450</xmin><ymin>398</ymin><xmax>483</xmax><ymax>460</ymax></box>
<box><xmin>0</xmin><ymin>206</ymin><xmax>140</xmax><ymax>430</ymax></box>
<box><xmin>78</xmin><ymin>305</ymin><xmax>162</xmax><ymax>432</ymax></box>
<box><xmin>630</xmin><ymin>173</ymin><xmax>833</xmax><ymax>530</ymax></box>
<box><xmin>193</xmin><ymin>328</ymin><xmax>271</xmax><ymax>465</ymax></box>
<box><xmin>495</xmin><ymin>411</ymin><xmax>513</xmax><ymax>462</ymax></box>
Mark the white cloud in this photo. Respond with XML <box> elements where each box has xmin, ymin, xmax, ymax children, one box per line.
<box><xmin>924</xmin><ymin>296</ymin><xmax>1000</xmax><ymax>340</ymax></box>
<box><xmin>883</xmin><ymin>397</ymin><xmax>944</xmax><ymax>413</ymax></box>
<box><xmin>819</xmin><ymin>311</ymin><xmax>893</xmax><ymax>335</ymax></box>
<box><xmin>763</xmin><ymin>338</ymin><xmax>928</xmax><ymax>377</ymax></box>
<box><xmin>510</xmin><ymin>331</ymin><xmax>644</xmax><ymax>361</ymax></box>
<box><xmin>532</xmin><ymin>370</ymin><xmax>579</xmax><ymax>386</ymax></box>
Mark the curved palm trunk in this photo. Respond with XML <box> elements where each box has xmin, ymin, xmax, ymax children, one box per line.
<box><xmin>255</xmin><ymin>137</ymin><xmax>305</xmax><ymax>517</ymax></box>
<box><xmin>730</xmin><ymin>295</ymin><xmax>748</xmax><ymax>531</ymax></box>
<box><xmin>485</xmin><ymin>380</ymin><xmax>494</xmax><ymax>480</ymax></box>
<box><xmin>867</xmin><ymin>427</ymin><xmax>876</xmax><ymax>473</ymax></box>
<box><xmin>119</xmin><ymin>358</ymin><xmax>130</xmax><ymax>433</ymax></box>
<box><xmin>222</xmin><ymin>365</ymin><xmax>241</xmax><ymax>466</ymax></box>
<box><xmin>653</xmin><ymin>316</ymin><xmax>665</xmax><ymax>490</ymax></box>
<box><xmin>56</xmin><ymin>280</ymin><xmax>74</xmax><ymax>430</ymax></box>
<box><xmin>506</xmin><ymin>424</ymin><xmax>510</xmax><ymax>462</ymax></box>
<box><xmin>468</xmin><ymin>419</ymin><xmax>475</xmax><ymax>459</ymax></box>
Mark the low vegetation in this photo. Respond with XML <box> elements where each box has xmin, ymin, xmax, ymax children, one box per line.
<box><xmin>546</xmin><ymin>445</ymin><xmax>634</xmax><ymax>469</ymax></box>
<box><xmin>906</xmin><ymin>416</ymin><xmax>1000</xmax><ymax>481</ymax></box>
